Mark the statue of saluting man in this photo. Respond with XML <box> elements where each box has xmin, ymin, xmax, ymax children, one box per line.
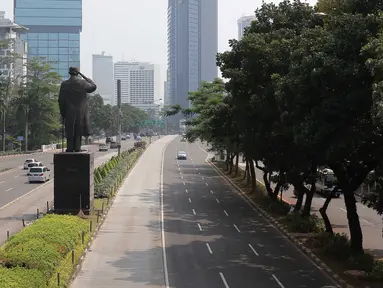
<box><xmin>58</xmin><ymin>67</ymin><xmax>97</xmax><ymax>152</ymax></box>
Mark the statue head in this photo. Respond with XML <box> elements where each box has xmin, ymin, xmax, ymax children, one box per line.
<box><xmin>69</xmin><ymin>66</ymin><xmax>79</xmax><ymax>76</ymax></box>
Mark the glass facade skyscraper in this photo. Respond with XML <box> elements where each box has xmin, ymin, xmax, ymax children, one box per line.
<box><xmin>14</xmin><ymin>0</ymin><xmax>82</xmax><ymax>79</ymax></box>
<box><xmin>167</xmin><ymin>0</ymin><xmax>218</xmax><ymax>112</ymax></box>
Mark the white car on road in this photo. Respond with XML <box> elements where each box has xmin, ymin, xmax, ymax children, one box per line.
<box><xmin>28</xmin><ymin>166</ymin><xmax>51</xmax><ymax>183</ymax></box>
<box><xmin>24</xmin><ymin>159</ymin><xmax>38</xmax><ymax>169</ymax></box>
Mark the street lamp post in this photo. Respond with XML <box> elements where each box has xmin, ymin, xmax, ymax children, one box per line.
<box><xmin>116</xmin><ymin>79</ymin><xmax>122</xmax><ymax>155</ymax></box>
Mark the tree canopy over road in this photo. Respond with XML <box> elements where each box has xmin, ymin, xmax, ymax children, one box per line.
<box><xmin>166</xmin><ymin>0</ymin><xmax>383</xmax><ymax>259</ymax></box>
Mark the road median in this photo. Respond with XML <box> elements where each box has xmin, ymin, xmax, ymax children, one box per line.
<box><xmin>0</xmin><ymin>142</ymin><xmax>148</xmax><ymax>288</ymax></box>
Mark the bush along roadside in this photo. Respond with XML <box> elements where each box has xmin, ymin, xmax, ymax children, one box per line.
<box><xmin>94</xmin><ymin>142</ymin><xmax>146</xmax><ymax>198</ymax></box>
<box><xmin>0</xmin><ymin>215</ymin><xmax>90</xmax><ymax>288</ymax></box>
<box><xmin>214</xmin><ymin>161</ymin><xmax>383</xmax><ymax>286</ymax></box>
<box><xmin>0</xmin><ymin>143</ymin><xmax>147</xmax><ymax>288</ymax></box>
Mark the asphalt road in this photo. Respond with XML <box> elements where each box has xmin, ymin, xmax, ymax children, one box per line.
<box><xmin>0</xmin><ymin>139</ymin><xmax>137</xmax><ymax>209</ymax></box>
<box><xmin>234</xmin><ymin>160</ymin><xmax>383</xmax><ymax>258</ymax></box>
<box><xmin>162</xmin><ymin>139</ymin><xmax>337</xmax><ymax>288</ymax></box>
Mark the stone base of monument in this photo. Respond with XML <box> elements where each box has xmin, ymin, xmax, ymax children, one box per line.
<box><xmin>53</xmin><ymin>152</ymin><xmax>94</xmax><ymax>215</ymax></box>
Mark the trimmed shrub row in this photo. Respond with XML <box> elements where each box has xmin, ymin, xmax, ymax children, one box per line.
<box><xmin>0</xmin><ymin>215</ymin><xmax>90</xmax><ymax>288</ymax></box>
<box><xmin>94</xmin><ymin>144</ymin><xmax>145</xmax><ymax>198</ymax></box>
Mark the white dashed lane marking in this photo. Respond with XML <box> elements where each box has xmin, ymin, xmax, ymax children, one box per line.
<box><xmin>233</xmin><ymin>224</ymin><xmax>241</xmax><ymax>233</ymax></box>
<box><xmin>206</xmin><ymin>243</ymin><xmax>213</xmax><ymax>254</ymax></box>
<box><xmin>248</xmin><ymin>244</ymin><xmax>259</xmax><ymax>256</ymax></box>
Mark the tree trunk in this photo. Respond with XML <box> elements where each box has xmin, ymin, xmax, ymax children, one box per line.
<box><xmin>24</xmin><ymin>110</ymin><xmax>28</xmax><ymax>151</ymax></box>
<box><xmin>294</xmin><ymin>187</ymin><xmax>305</xmax><ymax>212</ymax></box>
<box><xmin>319</xmin><ymin>188</ymin><xmax>335</xmax><ymax>234</ymax></box>
<box><xmin>234</xmin><ymin>152</ymin><xmax>239</xmax><ymax>177</ymax></box>
<box><xmin>301</xmin><ymin>181</ymin><xmax>315</xmax><ymax>217</ymax></box>
<box><xmin>242</xmin><ymin>160</ymin><xmax>248</xmax><ymax>180</ymax></box>
<box><xmin>229</xmin><ymin>153</ymin><xmax>234</xmax><ymax>174</ymax></box>
<box><xmin>263</xmin><ymin>172</ymin><xmax>275</xmax><ymax>199</ymax></box>
<box><xmin>343</xmin><ymin>190</ymin><xmax>364</xmax><ymax>254</ymax></box>
<box><xmin>225</xmin><ymin>151</ymin><xmax>229</xmax><ymax>171</ymax></box>
<box><xmin>246</xmin><ymin>161</ymin><xmax>251</xmax><ymax>186</ymax></box>
<box><xmin>249</xmin><ymin>159</ymin><xmax>256</xmax><ymax>193</ymax></box>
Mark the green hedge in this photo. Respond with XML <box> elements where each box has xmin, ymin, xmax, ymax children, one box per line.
<box><xmin>0</xmin><ymin>215</ymin><xmax>89</xmax><ymax>288</ymax></box>
<box><xmin>94</xmin><ymin>147</ymin><xmax>143</xmax><ymax>198</ymax></box>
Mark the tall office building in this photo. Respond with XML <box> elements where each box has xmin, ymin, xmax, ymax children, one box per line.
<box><xmin>0</xmin><ymin>11</ymin><xmax>28</xmax><ymax>84</ymax></box>
<box><xmin>164</xmin><ymin>80</ymin><xmax>170</xmax><ymax>105</ymax></box>
<box><xmin>92</xmin><ymin>52</ymin><xmax>114</xmax><ymax>105</ymax></box>
<box><xmin>167</xmin><ymin>0</ymin><xmax>218</xmax><ymax>112</ymax></box>
<box><xmin>237</xmin><ymin>15</ymin><xmax>256</xmax><ymax>40</ymax></box>
<box><xmin>14</xmin><ymin>0</ymin><xmax>82</xmax><ymax>79</ymax></box>
<box><xmin>114</xmin><ymin>62</ymin><xmax>161</xmax><ymax>113</ymax></box>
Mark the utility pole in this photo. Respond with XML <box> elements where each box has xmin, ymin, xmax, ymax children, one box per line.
<box><xmin>117</xmin><ymin>79</ymin><xmax>122</xmax><ymax>155</ymax></box>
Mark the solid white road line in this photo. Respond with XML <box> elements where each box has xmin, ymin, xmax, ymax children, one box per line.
<box><xmin>248</xmin><ymin>244</ymin><xmax>259</xmax><ymax>256</ymax></box>
<box><xmin>216</xmin><ymin>199</ymin><xmax>220</xmax><ymax>203</ymax></box>
<box><xmin>233</xmin><ymin>224</ymin><xmax>241</xmax><ymax>233</ymax></box>
<box><xmin>362</xmin><ymin>219</ymin><xmax>374</xmax><ymax>225</ymax></box>
<box><xmin>188</xmin><ymin>198</ymin><xmax>192</xmax><ymax>203</ymax></box>
<box><xmin>224</xmin><ymin>210</ymin><xmax>229</xmax><ymax>216</ymax></box>
<box><xmin>160</xmin><ymin>140</ymin><xmax>171</xmax><ymax>288</ymax></box>
<box><xmin>272</xmin><ymin>274</ymin><xmax>285</xmax><ymax>288</ymax></box>
<box><xmin>197</xmin><ymin>223</ymin><xmax>202</xmax><ymax>231</ymax></box>
<box><xmin>206</xmin><ymin>243</ymin><xmax>213</xmax><ymax>254</ymax></box>
<box><xmin>6</xmin><ymin>188</ymin><xmax>13</xmax><ymax>192</ymax></box>
<box><xmin>192</xmin><ymin>209</ymin><xmax>196</xmax><ymax>215</ymax></box>
<box><xmin>219</xmin><ymin>272</ymin><xmax>230</xmax><ymax>288</ymax></box>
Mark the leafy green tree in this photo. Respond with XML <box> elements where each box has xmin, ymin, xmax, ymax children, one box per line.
<box><xmin>13</xmin><ymin>57</ymin><xmax>62</xmax><ymax>150</ymax></box>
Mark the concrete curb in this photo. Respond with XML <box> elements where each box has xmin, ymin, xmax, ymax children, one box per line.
<box><xmin>0</xmin><ymin>149</ymin><xmax>63</xmax><ymax>159</ymax></box>
<box><xmin>208</xmin><ymin>160</ymin><xmax>353</xmax><ymax>288</ymax></box>
<box><xmin>69</xmin><ymin>145</ymin><xmax>149</xmax><ymax>284</ymax></box>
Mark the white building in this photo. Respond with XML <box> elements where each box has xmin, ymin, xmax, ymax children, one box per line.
<box><xmin>114</xmin><ymin>61</ymin><xmax>161</xmax><ymax>113</ymax></box>
<box><xmin>0</xmin><ymin>11</ymin><xmax>28</xmax><ymax>84</ymax></box>
<box><xmin>237</xmin><ymin>15</ymin><xmax>256</xmax><ymax>40</ymax></box>
<box><xmin>92</xmin><ymin>52</ymin><xmax>114</xmax><ymax>105</ymax></box>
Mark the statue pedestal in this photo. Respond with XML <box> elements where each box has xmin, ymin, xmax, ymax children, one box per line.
<box><xmin>53</xmin><ymin>152</ymin><xmax>94</xmax><ymax>215</ymax></box>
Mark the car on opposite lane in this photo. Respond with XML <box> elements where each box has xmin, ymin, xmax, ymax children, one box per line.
<box><xmin>26</xmin><ymin>161</ymin><xmax>44</xmax><ymax>170</ymax></box>
<box><xmin>99</xmin><ymin>144</ymin><xmax>109</xmax><ymax>152</ymax></box>
<box><xmin>177</xmin><ymin>151</ymin><xmax>187</xmax><ymax>160</ymax></box>
<box><xmin>28</xmin><ymin>166</ymin><xmax>51</xmax><ymax>183</ymax></box>
<box><xmin>24</xmin><ymin>158</ymin><xmax>38</xmax><ymax>169</ymax></box>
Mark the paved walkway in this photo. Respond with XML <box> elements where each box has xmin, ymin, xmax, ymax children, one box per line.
<box><xmin>71</xmin><ymin>135</ymin><xmax>176</xmax><ymax>288</ymax></box>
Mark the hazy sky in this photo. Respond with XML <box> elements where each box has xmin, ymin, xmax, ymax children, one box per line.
<box><xmin>3</xmin><ymin>0</ymin><xmax>316</xmax><ymax>85</ymax></box>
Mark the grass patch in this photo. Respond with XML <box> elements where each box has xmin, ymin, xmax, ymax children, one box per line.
<box><xmin>215</xmin><ymin>161</ymin><xmax>383</xmax><ymax>286</ymax></box>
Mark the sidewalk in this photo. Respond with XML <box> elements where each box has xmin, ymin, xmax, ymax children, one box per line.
<box><xmin>237</xmin><ymin>161</ymin><xmax>383</xmax><ymax>258</ymax></box>
<box><xmin>71</xmin><ymin>135</ymin><xmax>176</xmax><ymax>288</ymax></box>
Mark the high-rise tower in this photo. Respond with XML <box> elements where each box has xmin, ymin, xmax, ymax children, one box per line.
<box><xmin>167</xmin><ymin>0</ymin><xmax>218</xmax><ymax>112</ymax></box>
<box><xmin>14</xmin><ymin>0</ymin><xmax>82</xmax><ymax>79</ymax></box>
